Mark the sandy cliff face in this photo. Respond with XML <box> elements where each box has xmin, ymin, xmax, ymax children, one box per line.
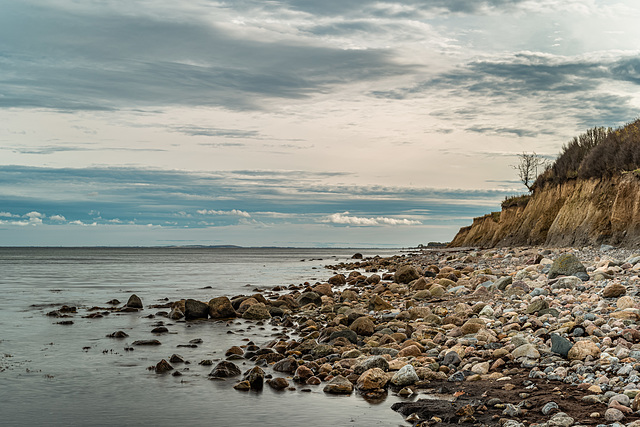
<box><xmin>450</xmin><ymin>173</ymin><xmax>640</xmax><ymax>247</ymax></box>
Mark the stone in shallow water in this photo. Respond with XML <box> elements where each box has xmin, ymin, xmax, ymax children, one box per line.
<box><xmin>126</xmin><ymin>294</ymin><xmax>143</xmax><ymax>309</ymax></box>
<box><xmin>209</xmin><ymin>360</ymin><xmax>241</xmax><ymax>378</ymax></box>
<box><xmin>323</xmin><ymin>375</ymin><xmax>353</xmax><ymax>394</ymax></box>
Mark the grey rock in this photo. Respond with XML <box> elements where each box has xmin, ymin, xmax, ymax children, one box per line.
<box><xmin>184</xmin><ymin>299</ymin><xmax>209</xmax><ymax>320</ymax></box>
<box><xmin>391</xmin><ymin>364</ymin><xmax>419</xmax><ymax>387</ymax></box>
<box><xmin>550</xmin><ymin>334</ymin><xmax>573</xmax><ymax>358</ymax></box>
<box><xmin>126</xmin><ymin>294</ymin><xmax>143</xmax><ymax>309</ymax></box>
<box><xmin>209</xmin><ymin>361</ymin><xmax>241</xmax><ymax>378</ymax></box>
<box><xmin>548</xmin><ymin>254</ymin><xmax>587</xmax><ymax>280</ymax></box>
<box><xmin>323</xmin><ymin>375</ymin><xmax>353</xmax><ymax>394</ymax></box>
<box><xmin>329</xmin><ymin>329</ymin><xmax>358</xmax><ymax>344</ymax></box>
<box><xmin>353</xmin><ymin>356</ymin><xmax>389</xmax><ymax>375</ymax></box>
<box><xmin>495</xmin><ymin>276</ymin><xmax>513</xmax><ymax>291</ymax></box>
<box><xmin>541</xmin><ymin>401</ymin><xmax>559</xmax><ymax>415</ymax></box>
<box><xmin>442</xmin><ymin>350</ymin><xmax>462</xmax><ymax>366</ymax></box>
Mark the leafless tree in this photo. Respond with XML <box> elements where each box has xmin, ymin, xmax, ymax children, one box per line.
<box><xmin>513</xmin><ymin>152</ymin><xmax>545</xmax><ymax>191</ymax></box>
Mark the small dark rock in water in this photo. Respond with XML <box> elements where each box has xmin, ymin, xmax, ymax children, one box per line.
<box><xmin>273</xmin><ymin>357</ymin><xmax>298</xmax><ymax>374</ymax></box>
<box><xmin>199</xmin><ymin>360</ymin><xmax>214</xmax><ymax>366</ymax></box>
<box><xmin>233</xmin><ymin>381</ymin><xmax>251</xmax><ymax>391</ymax></box>
<box><xmin>56</xmin><ymin>320</ymin><xmax>74</xmax><ymax>325</ymax></box>
<box><xmin>550</xmin><ymin>334</ymin><xmax>573</xmax><ymax>357</ymax></box>
<box><xmin>209</xmin><ymin>361</ymin><xmax>241</xmax><ymax>378</ymax></box>
<box><xmin>59</xmin><ymin>305</ymin><xmax>77</xmax><ymax>313</ymax></box>
<box><xmin>267</xmin><ymin>377</ymin><xmax>289</xmax><ymax>390</ymax></box>
<box><xmin>172</xmin><ymin>371</ymin><xmax>182</xmax><ymax>377</ymax></box>
<box><xmin>352</xmin><ymin>253</ymin><xmax>363</xmax><ymax>259</ymax></box>
<box><xmin>106</xmin><ymin>299</ymin><xmax>120</xmax><ymax>305</ymax></box>
<box><xmin>106</xmin><ymin>331</ymin><xmax>129</xmax><ymax>338</ymax></box>
<box><xmin>126</xmin><ymin>294</ymin><xmax>143</xmax><ymax>309</ymax></box>
<box><xmin>169</xmin><ymin>354</ymin><xmax>184</xmax><ymax>363</ymax></box>
<box><xmin>189</xmin><ymin>338</ymin><xmax>203</xmax><ymax>344</ymax></box>
<box><xmin>155</xmin><ymin>359</ymin><xmax>173</xmax><ymax>374</ymax></box>
<box><xmin>132</xmin><ymin>340</ymin><xmax>161</xmax><ymax>346</ymax></box>
<box><xmin>151</xmin><ymin>326</ymin><xmax>169</xmax><ymax>334</ymax></box>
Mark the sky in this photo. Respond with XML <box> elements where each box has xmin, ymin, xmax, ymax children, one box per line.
<box><xmin>1</xmin><ymin>0</ymin><xmax>640</xmax><ymax>247</ymax></box>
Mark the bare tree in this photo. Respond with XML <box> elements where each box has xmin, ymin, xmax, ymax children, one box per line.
<box><xmin>513</xmin><ymin>152</ymin><xmax>545</xmax><ymax>191</ymax></box>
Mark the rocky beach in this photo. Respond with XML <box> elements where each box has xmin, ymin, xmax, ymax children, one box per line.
<box><xmin>38</xmin><ymin>246</ymin><xmax>640</xmax><ymax>426</ymax></box>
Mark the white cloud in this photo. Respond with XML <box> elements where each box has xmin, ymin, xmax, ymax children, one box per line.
<box><xmin>0</xmin><ymin>211</ymin><xmax>18</xmax><ymax>218</ymax></box>
<box><xmin>70</xmin><ymin>220</ymin><xmax>97</xmax><ymax>226</ymax></box>
<box><xmin>197</xmin><ymin>209</ymin><xmax>251</xmax><ymax>217</ymax></box>
<box><xmin>25</xmin><ymin>211</ymin><xmax>44</xmax><ymax>219</ymax></box>
<box><xmin>325</xmin><ymin>212</ymin><xmax>421</xmax><ymax>226</ymax></box>
<box><xmin>50</xmin><ymin>214</ymin><xmax>66</xmax><ymax>221</ymax></box>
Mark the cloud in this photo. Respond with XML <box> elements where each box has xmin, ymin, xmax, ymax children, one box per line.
<box><xmin>325</xmin><ymin>212</ymin><xmax>422</xmax><ymax>226</ymax></box>
<box><xmin>50</xmin><ymin>214</ymin><xmax>66</xmax><ymax>221</ymax></box>
<box><xmin>0</xmin><ymin>1</ymin><xmax>413</xmax><ymax>112</ymax></box>
<box><xmin>0</xmin><ymin>212</ymin><xmax>19</xmax><ymax>218</ymax></box>
<box><xmin>197</xmin><ymin>209</ymin><xmax>251</xmax><ymax>218</ymax></box>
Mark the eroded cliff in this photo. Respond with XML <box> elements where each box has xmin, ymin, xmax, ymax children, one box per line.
<box><xmin>450</xmin><ymin>173</ymin><xmax>640</xmax><ymax>248</ymax></box>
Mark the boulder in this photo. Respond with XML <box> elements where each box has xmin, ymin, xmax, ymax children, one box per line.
<box><xmin>184</xmin><ymin>299</ymin><xmax>209</xmax><ymax>320</ymax></box>
<box><xmin>209</xmin><ymin>297</ymin><xmax>237</xmax><ymax>318</ymax></box>
<box><xmin>209</xmin><ymin>361</ymin><xmax>241</xmax><ymax>378</ymax></box>
<box><xmin>273</xmin><ymin>357</ymin><xmax>298</xmax><ymax>374</ymax></box>
<box><xmin>357</xmin><ymin>368</ymin><xmax>389</xmax><ymax>391</ymax></box>
<box><xmin>368</xmin><ymin>295</ymin><xmax>394</xmax><ymax>311</ymax></box>
<box><xmin>353</xmin><ymin>356</ymin><xmax>389</xmax><ymax>375</ymax></box>
<box><xmin>511</xmin><ymin>344</ymin><xmax>540</xmax><ymax>359</ymax></box>
<box><xmin>242</xmin><ymin>303</ymin><xmax>271</xmax><ymax>320</ymax></box>
<box><xmin>296</xmin><ymin>292</ymin><xmax>322</xmax><ymax>307</ymax></box>
<box><xmin>550</xmin><ymin>334</ymin><xmax>573</xmax><ymax>358</ymax></box>
<box><xmin>243</xmin><ymin>366</ymin><xmax>265</xmax><ymax>390</ymax></box>
<box><xmin>603</xmin><ymin>282</ymin><xmax>626</xmax><ymax>298</ymax></box>
<box><xmin>329</xmin><ymin>329</ymin><xmax>358</xmax><ymax>344</ymax></box>
<box><xmin>349</xmin><ymin>316</ymin><xmax>375</xmax><ymax>336</ymax></box>
<box><xmin>126</xmin><ymin>294</ymin><xmax>143</xmax><ymax>309</ymax></box>
<box><xmin>267</xmin><ymin>377</ymin><xmax>289</xmax><ymax>390</ymax></box>
<box><xmin>548</xmin><ymin>254</ymin><xmax>586</xmax><ymax>279</ymax></box>
<box><xmin>395</xmin><ymin>265</ymin><xmax>420</xmax><ymax>284</ymax></box>
<box><xmin>391</xmin><ymin>364</ymin><xmax>419</xmax><ymax>387</ymax></box>
<box><xmin>155</xmin><ymin>359</ymin><xmax>173</xmax><ymax>374</ymax></box>
<box><xmin>323</xmin><ymin>375</ymin><xmax>353</xmax><ymax>394</ymax></box>
<box><xmin>568</xmin><ymin>340</ymin><xmax>600</xmax><ymax>361</ymax></box>
<box><xmin>328</xmin><ymin>274</ymin><xmax>346</xmax><ymax>286</ymax></box>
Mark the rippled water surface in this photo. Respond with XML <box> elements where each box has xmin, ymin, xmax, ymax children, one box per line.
<box><xmin>0</xmin><ymin>247</ymin><xmax>411</xmax><ymax>426</ymax></box>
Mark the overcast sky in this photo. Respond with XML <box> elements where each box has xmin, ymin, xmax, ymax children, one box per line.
<box><xmin>1</xmin><ymin>0</ymin><xmax>639</xmax><ymax>247</ymax></box>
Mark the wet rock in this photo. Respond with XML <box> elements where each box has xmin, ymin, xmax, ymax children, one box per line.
<box><xmin>548</xmin><ymin>253</ymin><xmax>586</xmax><ymax>279</ymax></box>
<box><xmin>208</xmin><ymin>297</ymin><xmax>237</xmax><ymax>319</ymax></box>
<box><xmin>349</xmin><ymin>316</ymin><xmax>375</xmax><ymax>336</ymax></box>
<box><xmin>155</xmin><ymin>359</ymin><xmax>173</xmax><ymax>374</ymax></box>
<box><xmin>242</xmin><ymin>303</ymin><xmax>271</xmax><ymax>320</ymax></box>
<box><xmin>353</xmin><ymin>356</ymin><xmax>389</xmax><ymax>375</ymax></box>
<box><xmin>329</xmin><ymin>329</ymin><xmax>358</xmax><ymax>344</ymax></box>
<box><xmin>106</xmin><ymin>331</ymin><xmax>129</xmax><ymax>338</ymax></box>
<box><xmin>328</xmin><ymin>274</ymin><xmax>346</xmax><ymax>286</ymax></box>
<box><xmin>323</xmin><ymin>375</ymin><xmax>353</xmax><ymax>394</ymax></box>
<box><xmin>273</xmin><ymin>357</ymin><xmax>299</xmax><ymax>374</ymax></box>
<box><xmin>391</xmin><ymin>364</ymin><xmax>419</xmax><ymax>387</ymax></box>
<box><xmin>168</xmin><ymin>308</ymin><xmax>184</xmax><ymax>320</ymax></box>
<box><xmin>395</xmin><ymin>265</ymin><xmax>420</xmax><ymax>284</ymax></box>
<box><xmin>267</xmin><ymin>377</ymin><xmax>289</xmax><ymax>390</ymax></box>
<box><xmin>132</xmin><ymin>340</ymin><xmax>161</xmax><ymax>346</ymax></box>
<box><xmin>243</xmin><ymin>366</ymin><xmax>265</xmax><ymax>390</ymax></box>
<box><xmin>296</xmin><ymin>292</ymin><xmax>322</xmax><ymax>307</ymax></box>
<box><xmin>126</xmin><ymin>294</ymin><xmax>143</xmax><ymax>309</ymax></box>
<box><xmin>294</xmin><ymin>365</ymin><xmax>314</xmax><ymax>382</ymax></box>
<box><xmin>184</xmin><ymin>299</ymin><xmax>209</xmax><ymax>320</ymax></box>
<box><xmin>368</xmin><ymin>295</ymin><xmax>393</xmax><ymax>311</ymax></box>
<box><xmin>357</xmin><ymin>368</ymin><xmax>389</xmax><ymax>391</ymax></box>
<box><xmin>209</xmin><ymin>361</ymin><xmax>241</xmax><ymax>378</ymax></box>
<box><xmin>233</xmin><ymin>381</ymin><xmax>251</xmax><ymax>391</ymax></box>
<box><xmin>169</xmin><ymin>354</ymin><xmax>184</xmax><ymax>363</ymax></box>
<box><xmin>151</xmin><ymin>326</ymin><xmax>168</xmax><ymax>333</ymax></box>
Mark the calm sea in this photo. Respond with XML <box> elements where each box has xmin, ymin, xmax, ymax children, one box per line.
<box><xmin>0</xmin><ymin>247</ymin><xmax>410</xmax><ymax>426</ymax></box>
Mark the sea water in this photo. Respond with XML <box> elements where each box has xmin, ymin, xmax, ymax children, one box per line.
<box><xmin>0</xmin><ymin>247</ymin><xmax>411</xmax><ymax>426</ymax></box>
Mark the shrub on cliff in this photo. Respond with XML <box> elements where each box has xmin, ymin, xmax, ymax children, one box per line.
<box><xmin>533</xmin><ymin>119</ymin><xmax>640</xmax><ymax>189</ymax></box>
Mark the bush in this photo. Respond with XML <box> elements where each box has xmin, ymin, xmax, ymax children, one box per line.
<box><xmin>533</xmin><ymin>119</ymin><xmax>640</xmax><ymax>189</ymax></box>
